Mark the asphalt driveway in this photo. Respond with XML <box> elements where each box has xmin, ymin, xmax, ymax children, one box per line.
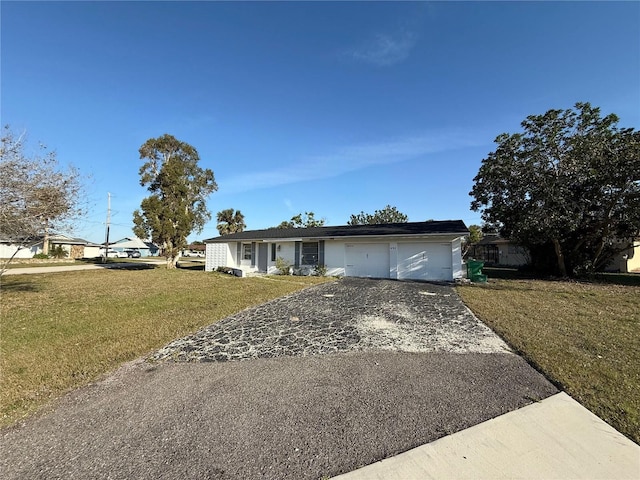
<box><xmin>0</xmin><ymin>278</ymin><xmax>557</xmax><ymax>480</ymax></box>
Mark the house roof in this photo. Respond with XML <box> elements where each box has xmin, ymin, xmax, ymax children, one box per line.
<box><xmin>0</xmin><ymin>233</ymin><xmax>99</xmax><ymax>246</ymax></box>
<box><xmin>49</xmin><ymin>234</ymin><xmax>97</xmax><ymax>246</ymax></box>
<box><xmin>109</xmin><ymin>237</ymin><xmax>153</xmax><ymax>249</ymax></box>
<box><xmin>475</xmin><ymin>234</ymin><xmax>511</xmax><ymax>246</ymax></box>
<box><xmin>204</xmin><ymin>220</ymin><xmax>469</xmax><ymax>243</ymax></box>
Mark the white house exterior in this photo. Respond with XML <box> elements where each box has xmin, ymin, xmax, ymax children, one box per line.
<box><xmin>0</xmin><ymin>234</ymin><xmax>101</xmax><ymax>259</ymax></box>
<box><xmin>0</xmin><ymin>241</ymin><xmax>43</xmax><ymax>259</ymax></box>
<box><xmin>204</xmin><ymin>220</ymin><xmax>469</xmax><ymax>282</ymax></box>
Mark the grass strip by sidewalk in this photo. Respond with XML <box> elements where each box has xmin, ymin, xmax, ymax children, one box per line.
<box><xmin>0</xmin><ymin>268</ymin><xmax>333</xmax><ymax>427</ymax></box>
<box><xmin>457</xmin><ymin>278</ymin><xmax>640</xmax><ymax>444</ymax></box>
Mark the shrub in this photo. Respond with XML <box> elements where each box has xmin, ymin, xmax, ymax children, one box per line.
<box><xmin>50</xmin><ymin>245</ymin><xmax>68</xmax><ymax>259</ymax></box>
<box><xmin>313</xmin><ymin>264</ymin><xmax>327</xmax><ymax>276</ymax></box>
<box><xmin>33</xmin><ymin>253</ymin><xmax>49</xmax><ymax>259</ymax></box>
<box><xmin>275</xmin><ymin>257</ymin><xmax>291</xmax><ymax>275</ymax></box>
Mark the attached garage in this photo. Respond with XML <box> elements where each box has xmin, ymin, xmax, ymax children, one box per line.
<box><xmin>345</xmin><ymin>243</ymin><xmax>390</xmax><ymax>278</ymax></box>
<box><xmin>204</xmin><ymin>220</ymin><xmax>468</xmax><ymax>282</ymax></box>
<box><xmin>397</xmin><ymin>243</ymin><xmax>452</xmax><ymax>281</ymax></box>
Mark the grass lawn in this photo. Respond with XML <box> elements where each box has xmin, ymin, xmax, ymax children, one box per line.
<box><xmin>457</xmin><ymin>277</ymin><xmax>640</xmax><ymax>444</ymax></box>
<box><xmin>0</xmin><ymin>268</ymin><xmax>333</xmax><ymax>427</ymax></box>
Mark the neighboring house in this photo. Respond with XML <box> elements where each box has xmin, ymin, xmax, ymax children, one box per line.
<box><xmin>109</xmin><ymin>237</ymin><xmax>159</xmax><ymax>257</ymax></box>
<box><xmin>0</xmin><ymin>237</ymin><xmax>43</xmax><ymax>258</ymax></box>
<box><xmin>0</xmin><ymin>234</ymin><xmax>102</xmax><ymax>259</ymax></box>
<box><xmin>604</xmin><ymin>238</ymin><xmax>640</xmax><ymax>273</ymax></box>
<box><xmin>204</xmin><ymin>220</ymin><xmax>469</xmax><ymax>282</ymax></box>
<box><xmin>186</xmin><ymin>243</ymin><xmax>206</xmax><ymax>254</ymax></box>
<box><xmin>469</xmin><ymin>234</ymin><xmax>640</xmax><ymax>273</ymax></box>
<box><xmin>467</xmin><ymin>234</ymin><xmax>529</xmax><ymax>267</ymax></box>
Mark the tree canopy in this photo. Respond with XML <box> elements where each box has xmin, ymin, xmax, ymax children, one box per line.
<box><xmin>216</xmin><ymin>208</ymin><xmax>246</xmax><ymax>235</ymax></box>
<box><xmin>275</xmin><ymin>212</ymin><xmax>325</xmax><ymax>229</ymax></box>
<box><xmin>461</xmin><ymin>224</ymin><xmax>483</xmax><ymax>258</ymax></box>
<box><xmin>0</xmin><ymin>126</ymin><xmax>85</xmax><ymax>266</ymax></box>
<box><xmin>347</xmin><ymin>205</ymin><xmax>408</xmax><ymax>225</ymax></box>
<box><xmin>133</xmin><ymin>134</ymin><xmax>217</xmax><ymax>268</ymax></box>
<box><xmin>470</xmin><ymin>103</ymin><xmax>640</xmax><ymax>276</ymax></box>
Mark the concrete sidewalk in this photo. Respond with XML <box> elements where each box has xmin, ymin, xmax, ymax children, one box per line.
<box><xmin>333</xmin><ymin>392</ymin><xmax>640</xmax><ymax>480</ymax></box>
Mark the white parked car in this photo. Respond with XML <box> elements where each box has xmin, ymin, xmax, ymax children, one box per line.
<box><xmin>99</xmin><ymin>248</ymin><xmax>119</xmax><ymax>258</ymax></box>
<box><xmin>183</xmin><ymin>250</ymin><xmax>204</xmax><ymax>258</ymax></box>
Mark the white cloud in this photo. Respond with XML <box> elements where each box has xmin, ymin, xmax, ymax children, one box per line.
<box><xmin>283</xmin><ymin>198</ymin><xmax>294</xmax><ymax>212</ymax></box>
<box><xmin>218</xmin><ymin>129</ymin><xmax>488</xmax><ymax>195</ymax></box>
<box><xmin>345</xmin><ymin>31</ymin><xmax>417</xmax><ymax>67</ymax></box>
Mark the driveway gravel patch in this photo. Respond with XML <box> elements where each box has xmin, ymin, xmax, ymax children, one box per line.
<box><xmin>151</xmin><ymin>278</ymin><xmax>510</xmax><ymax>362</ymax></box>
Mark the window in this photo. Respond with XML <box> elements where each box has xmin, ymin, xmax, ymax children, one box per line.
<box><xmin>242</xmin><ymin>243</ymin><xmax>252</xmax><ymax>260</ymax></box>
<box><xmin>271</xmin><ymin>243</ymin><xmax>276</xmax><ymax>262</ymax></box>
<box><xmin>301</xmin><ymin>242</ymin><xmax>318</xmax><ymax>265</ymax></box>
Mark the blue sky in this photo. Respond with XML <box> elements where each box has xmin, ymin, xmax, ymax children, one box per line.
<box><xmin>2</xmin><ymin>1</ymin><xmax>639</xmax><ymax>243</ymax></box>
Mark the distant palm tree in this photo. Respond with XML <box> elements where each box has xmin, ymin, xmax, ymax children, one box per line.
<box><xmin>216</xmin><ymin>208</ymin><xmax>246</xmax><ymax>235</ymax></box>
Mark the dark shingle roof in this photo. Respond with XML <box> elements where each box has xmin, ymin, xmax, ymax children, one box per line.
<box><xmin>204</xmin><ymin>220</ymin><xmax>468</xmax><ymax>243</ymax></box>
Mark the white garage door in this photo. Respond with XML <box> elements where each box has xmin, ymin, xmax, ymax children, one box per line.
<box><xmin>398</xmin><ymin>243</ymin><xmax>452</xmax><ymax>281</ymax></box>
<box><xmin>345</xmin><ymin>243</ymin><xmax>390</xmax><ymax>278</ymax></box>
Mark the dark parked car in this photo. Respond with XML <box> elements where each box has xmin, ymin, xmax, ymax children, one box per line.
<box><xmin>124</xmin><ymin>249</ymin><xmax>141</xmax><ymax>258</ymax></box>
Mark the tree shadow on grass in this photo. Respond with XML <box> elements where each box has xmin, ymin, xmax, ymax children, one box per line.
<box><xmin>101</xmin><ymin>263</ymin><xmax>158</xmax><ymax>271</ymax></box>
<box><xmin>466</xmin><ymin>267</ymin><xmax>640</xmax><ymax>291</ymax></box>
<box><xmin>481</xmin><ymin>267</ymin><xmax>537</xmax><ymax>280</ymax></box>
<box><xmin>0</xmin><ymin>279</ymin><xmax>40</xmax><ymax>292</ymax></box>
<box><xmin>176</xmin><ymin>262</ymin><xmax>205</xmax><ymax>271</ymax></box>
<box><xmin>587</xmin><ymin>273</ymin><xmax>640</xmax><ymax>287</ymax></box>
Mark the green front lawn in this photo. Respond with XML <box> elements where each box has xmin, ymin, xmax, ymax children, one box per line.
<box><xmin>0</xmin><ymin>269</ymin><xmax>333</xmax><ymax>427</ymax></box>
<box><xmin>458</xmin><ymin>277</ymin><xmax>640</xmax><ymax>444</ymax></box>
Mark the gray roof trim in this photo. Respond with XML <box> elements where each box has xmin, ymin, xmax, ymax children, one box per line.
<box><xmin>204</xmin><ymin>220</ymin><xmax>468</xmax><ymax>243</ymax></box>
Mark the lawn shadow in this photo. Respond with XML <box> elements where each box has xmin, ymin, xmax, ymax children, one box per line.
<box><xmin>0</xmin><ymin>279</ymin><xmax>40</xmax><ymax>292</ymax></box>
<box><xmin>176</xmin><ymin>261</ymin><xmax>205</xmax><ymax>271</ymax></box>
<box><xmin>102</xmin><ymin>263</ymin><xmax>158</xmax><ymax>271</ymax></box>
<box><xmin>482</xmin><ymin>267</ymin><xmax>640</xmax><ymax>288</ymax></box>
<box><xmin>481</xmin><ymin>267</ymin><xmax>537</xmax><ymax>280</ymax></box>
<box><xmin>588</xmin><ymin>273</ymin><xmax>640</xmax><ymax>287</ymax></box>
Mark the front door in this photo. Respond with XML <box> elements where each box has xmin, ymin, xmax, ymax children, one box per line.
<box><xmin>258</xmin><ymin>243</ymin><xmax>268</xmax><ymax>272</ymax></box>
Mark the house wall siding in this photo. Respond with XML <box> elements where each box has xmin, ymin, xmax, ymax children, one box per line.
<box><xmin>627</xmin><ymin>241</ymin><xmax>640</xmax><ymax>272</ymax></box>
<box><xmin>324</xmin><ymin>242</ymin><xmax>347</xmax><ymax>277</ymax></box>
<box><xmin>205</xmin><ymin>243</ymin><xmax>232</xmax><ymax>272</ymax></box>
<box><xmin>0</xmin><ymin>243</ymin><xmax>43</xmax><ymax>259</ymax></box>
<box><xmin>206</xmin><ymin>236</ymin><xmax>465</xmax><ymax>281</ymax></box>
<box><xmin>452</xmin><ymin>238</ymin><xmax>463</xmax><ymax>278</ymax></box>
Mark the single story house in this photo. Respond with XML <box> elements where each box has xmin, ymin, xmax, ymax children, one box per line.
<box><xmin>204</xmin><ymin>220</ymin><xmax>469</xmax><ymax>282</ymax></box>
<box><xmin>467</xmin><ymin>234</ymin><xmax>529</xmax><ymax>267</ymax></box>
<box><xmin>605</xmin><ymin>238</ymin><xmax>640</xmax><ymax>273</ymax></box>
<box><xmin>0</xmin><ymin>234</ymin><xmax>102</xmax><ymax>259</ymax></box>
<box><xmin>468</xmin><ymin>234</ymin><xmax>640</xmax><ymax>273</ymax></box>
<box><xmin>108</xmin><ymin>237</ymin><xmax>159</xmax><ymax>257</ymax></box>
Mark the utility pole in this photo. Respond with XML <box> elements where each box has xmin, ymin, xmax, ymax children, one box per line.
<box><xmin>103</xmin><ymin>192</ymin><xmax>111</xmax><ymax>263</ymax></box>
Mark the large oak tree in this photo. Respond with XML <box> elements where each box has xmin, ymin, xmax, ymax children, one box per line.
<box><xmin>133</xmin><ymin>134</ymin><xmax>217</xmax><ymax>268</ymax></box>
<box><xmin>470</xmin><ymin>103</ymin><xmax>640</xmax><ymax>276</ymax></box>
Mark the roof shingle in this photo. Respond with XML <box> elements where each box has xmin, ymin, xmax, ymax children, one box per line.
<box><xmin>204</xmin><ymin>220</ymin><xmax>468</xmax><ymax>243</ymax></box>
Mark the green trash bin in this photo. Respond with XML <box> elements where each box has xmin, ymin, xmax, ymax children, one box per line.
<box><xmin>467</xmin><ymin>260</ymin><xmax>487</xmax><ymax>283</ymax></box>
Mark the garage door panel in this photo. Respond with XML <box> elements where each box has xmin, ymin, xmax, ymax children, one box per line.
<box><xmin>345</xmin><ymin>243</ymin><xmax>389</xmax><ymax>278</ymax></box>
<box><xmin>398</xmin><ymin>243</ymin><xmax>452</xmax><ymax>281</ymax></box>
